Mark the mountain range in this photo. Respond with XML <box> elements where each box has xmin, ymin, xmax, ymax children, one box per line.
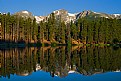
<box><xmin>12</xmin><ymin>9</ymin><xmax>121</xmax><ymax>23</ymax></box>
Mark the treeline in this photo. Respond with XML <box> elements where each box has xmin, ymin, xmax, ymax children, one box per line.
<box><xmin>0</xmin><ymin>12</ymin><xmax>121</xmax><ymax>45</ymax></box>
<box><xmin>78</xmin><ymin>17</ymin><xmax>121</xmax><ymax>44</ymax></box>
<box><xmin>1</xmin><ymin>46</ymin><xmax>121</xmax><ymax>78</ymax></box>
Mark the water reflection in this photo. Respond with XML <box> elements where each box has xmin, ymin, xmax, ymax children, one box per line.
<box><xmin>0</xmin><ymin>46</ymin><xmax>121</xmax><ymax>79</ymax></box>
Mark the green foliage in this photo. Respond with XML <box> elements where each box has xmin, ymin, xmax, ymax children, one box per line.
<box><xmin>112</xmin><ymin>38</ymin><xmax>119</xmax><ymax>44</ymax></box>
<box><xmin>0</xmin><ymin>12</ymin><xmax>121</xmax><ymax>45</ymax></box>
<box><xmin>51</xmin><ymin>42</ymin><xmax>57</xmax><ymax>47</ymax></box>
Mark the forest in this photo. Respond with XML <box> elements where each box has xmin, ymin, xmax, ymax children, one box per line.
<box><xmin>0</xmin><ymin>12</ymin><xmax>121</xmax><ymax>46</ymax></box>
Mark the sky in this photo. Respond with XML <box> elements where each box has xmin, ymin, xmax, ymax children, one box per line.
<box><xmin>0</xmin><ymin>0</ymin><xmax>121</xmax><ymax>16</ymax></box>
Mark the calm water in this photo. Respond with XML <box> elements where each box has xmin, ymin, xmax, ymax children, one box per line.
<box><xmin>0</xmin><ymin>46</ymin><xmax>121</xmax><ymax>81</ymax></box>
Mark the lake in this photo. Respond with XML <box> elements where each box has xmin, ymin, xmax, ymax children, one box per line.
<box><xmin>0</xmin><ymin>46</ymin><xmax>121</xmax><ymax>81</ymax></box>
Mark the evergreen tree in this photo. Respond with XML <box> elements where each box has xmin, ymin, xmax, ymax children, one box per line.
<box><xmin>61</xmin><ymin>21</ymin><xmax>66</xmax><ymax>44</ymax></box>
<box><xmin>70</xmin><ymin>21</ymin><xmax>78</xmax><ymax>40</ymax></box>
<box><xmin>0</xmin><ymin>12</ymin><xmax>121</xmax><ymax>45</ymax></box>
<box><xmin>32</xmin><ymin>18</ymin><xmax>37</xmax><ymax>42</ymax></box>
<box><xmin>81</xmin><ymin>19</ymin><xmax>88</xmax><ymax>44</ymax></box>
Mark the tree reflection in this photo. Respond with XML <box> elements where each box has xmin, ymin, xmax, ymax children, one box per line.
<box><xmin>0</xmin><ymin>46</ymin><xmax>121</xmax><ymax>78</ymax></box>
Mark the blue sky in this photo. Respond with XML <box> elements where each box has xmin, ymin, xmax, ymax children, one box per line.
<box><xmin>0</xmin><ymin>0</ymin><xmax>121</xmax><ymax>16</ymax></box>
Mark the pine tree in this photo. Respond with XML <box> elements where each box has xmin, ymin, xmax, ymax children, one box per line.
<box><xmin>81</xmin><ymin>19</ymin><xmax>88</xmax><ymax>44</ymax></box>
<box><xmin>40</xmin><ymin>21</ymin><xmax>45</xmax><ymax>43</ymax></box>
<box><xmin>0</xmin><ymin>13</ymin><xmax>2</xmax><ymax>40</ymax></box>
<box><xmin>87</xmin><ymin>20</ymin><xmax>93</xmax><ymax>44</ymax></box>
<box><xmin>2</xmin><ymin>14</ymin><xmax>7</xmax><ymax>41</ymax></box>
<box><xmin>70</xmin><ymin>21</ymin><xmax>77</xmax><ymax>40</ymax></box>
<box><xmin>61</xmin><ymin>21</ymin><xmax>66</xmax><ymax>44</ymax></box>
<box><xmin>66</xmin><ymin>23</ymin><xmax>71</xmax><ymax>46</ymax></box>
<box><xmin>93</xmin><ymin>20</ymin><xmax>99</xmax><ymax>43</ymax></box>
<box><xmin>32</xmin><ymin>18</ymin><xmax>37</xmax><ymax>43</ymax></box>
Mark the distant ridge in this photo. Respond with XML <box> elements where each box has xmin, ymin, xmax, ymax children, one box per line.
<box><xmin>11</xmin><ymin>9</ymin><xmax>121</xmax><ymax>23</ymax></box>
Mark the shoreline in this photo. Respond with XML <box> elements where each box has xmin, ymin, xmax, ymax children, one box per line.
<box><xmin>0</xmin><ymin>42</ymin><xmax>120</xmax><ymax>48</ymax></box>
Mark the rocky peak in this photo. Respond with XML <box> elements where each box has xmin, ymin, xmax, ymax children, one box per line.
<box><xmin>35</xmin><ymin>16</ymin><xmax>47</xmax><ymax>23</ymax></box>
<box><xmin>53</xmin><ymin>9</ymin><xmax>68</xmax><ymax>15</ymax></box>
<box><xmin>52</xmin><ymin>9</ymin><xmax>77</xmax><ymax>23</ymax></box>
<box><xmin>76</xmin><ymin>10</ymin><xmax>91</xmax><ymax>19</ymax></box>
<box><xmin>14</xmin><ymin>10</ymin><xmax>34</xmax><ymax>19</ymax></box>
<box><xmin>80</xmin><ymin>10</ymin><xmax>91</xmax><ymax>18</ymax></box>
<box><xmin>13</xmin><ymin>9</ymin><xmax>121</xmax><ymax>24</ymax></box>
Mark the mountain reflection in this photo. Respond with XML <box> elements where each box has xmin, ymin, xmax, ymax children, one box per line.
<box><xmin>0</xmin><ymin>46</ymin><xmax>121</xmax><ymax>78</ymax></box>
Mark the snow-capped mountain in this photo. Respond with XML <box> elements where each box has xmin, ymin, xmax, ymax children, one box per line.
<box><xmin>14</xmin><ymin>10</ymin><xmax>47</xmax><ymax>23</ymax></box>
<box><xmin>111</xmin><ymin>14</ymin><xmax>121</xmax><ymax>19</ymax></box>
<box><xmin>76</xmin><ymin>10</ymin><xmax>121</xmax><ymax>19</ymax></box>
<box><xmin>35</xmin><ymin>16</ymin><xmax>46</xmax><ymax>23</ymax></box>
<box><xmin>14</xmin><ymin>10</ymin><xmax>34</xmax><ymax>19</ymax></box>
<box><xmin>76</xmin><ymin>10</ymin><xmax>113</xmax><ymax>19</ymax></box>
<box><xmin>13</xmin><ymin>9</ymin><xmax>121</xmax><ymax>24</ymax></box>
<box><xmin>113</xmin><ymin>14</ymin><xmax>121</xmax><ymax>17</ymax></box>
<box><xmin>52</xmin><ymin>9</ymin><xmax>76</xmax><ymax>23</ymax></box>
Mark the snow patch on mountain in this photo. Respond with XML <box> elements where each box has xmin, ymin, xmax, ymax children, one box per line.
<box><xmin>22</xmin><ymin>11</ymin><xmax>29</xmax><ymax>14</ymax></box>
<box><xmin>53</xmin><ymin>10</ymin><xmax>60</xmax><ymax>15</ymax></box>
<box><xmin>35</xmin><ymin>16</ymin><xmax>45</xmax><ymax>23</ymax></box>
<box><xmin>35</xmin><ymin>16</ymin><xmax>41</xmax><ymax>23</ymax></box>
<box><xmin>68</xmin><ymin>13</ymin><xmax>75</xmax><ymax>16</ymax></box>
<box><xmin>113</xmin><ymin>14</ymin><xmax>120</xmax><ymax>17</ymax></box>
<box><xmin>93</xmin><ymin>12</ymin><xmax>101</xmax><ymax>14</ymax></box>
